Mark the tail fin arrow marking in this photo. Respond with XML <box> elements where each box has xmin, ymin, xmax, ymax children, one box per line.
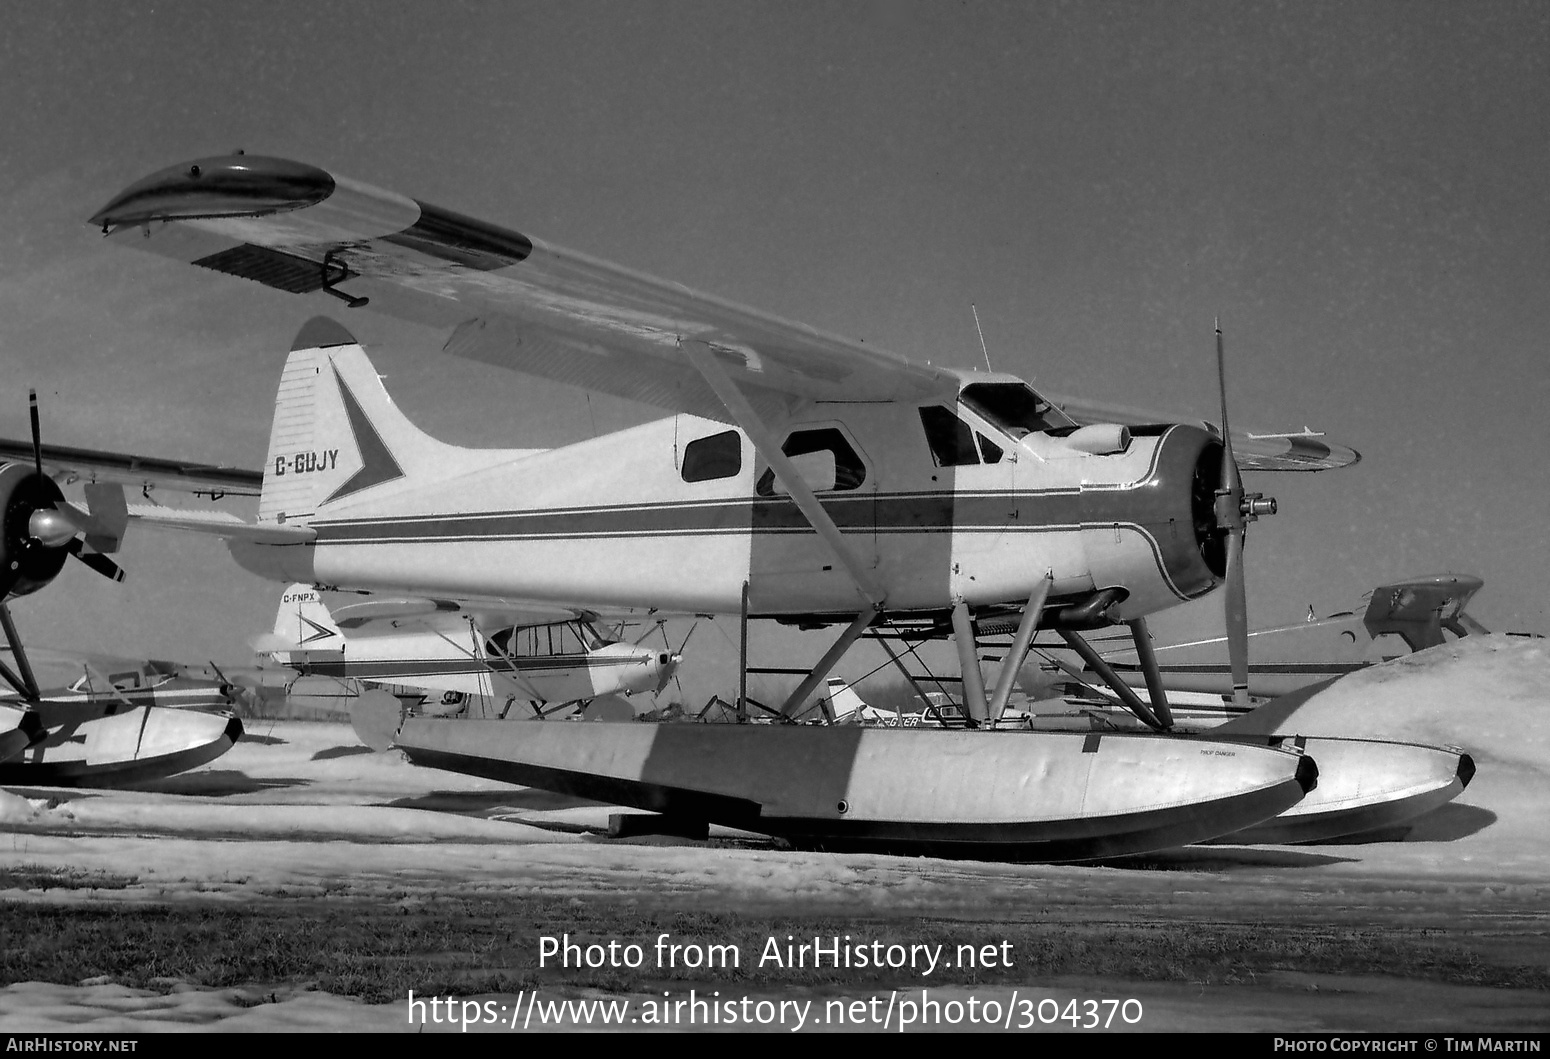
<box><xmin>321</xmin><ymin>364</ymin><xmax>405</xmax><ymax>505</ymax></box>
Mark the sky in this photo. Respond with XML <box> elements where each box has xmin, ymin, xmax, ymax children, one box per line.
<box><xmin>0</xmin><ymin>0</ymin><xmax>1545</xmax><ymax>703</ymax></box>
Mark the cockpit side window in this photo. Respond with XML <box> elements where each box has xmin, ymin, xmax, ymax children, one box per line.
<box><xmin>580</xmin><ymin>621</ymin><xmax>614</xmax><ymax>650</ymax></box>
<box><xmin>918</xmin><ymin>406</ymin><xmax>980</xmax><ymax>467</ymax></box>
<box><xmin>959</xmin><ymin>382</ymin><xmax>1077</xmax><ymax>437</ymax></box>
<box><xmin>755</xmin><ymin>427</ymin><xmax>867</xmax><ymax>496</ymax></box>
<box><xmin>488</xmin><ymin>622</ymin><xmax>591</xmax><ymax>659</ymax></box>
<box><xmin>680</xmin><ymin>429</ymin><xmax>742</xmax><ymax>483</ymax></box>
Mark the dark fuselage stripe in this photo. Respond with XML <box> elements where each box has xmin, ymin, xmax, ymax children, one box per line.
<box><xmin>308</xmin><ymin>489</ymin><xmax>1181</xmax><ymax>545</ymax></box>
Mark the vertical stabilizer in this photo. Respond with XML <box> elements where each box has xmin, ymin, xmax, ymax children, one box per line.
<box><xmin>259</xmin><ymin>316</ymin><xmax>541</xmax><ymax>526</ymax></box>
<box><xmin>822</xmin><ymin>676</ymin><xmax>869</xmax><ymax>724</ymax></box>
<box><xmin>267</xmin><ymin>583</ymin><xmax>344</xmax><ymax>663</ymax></box>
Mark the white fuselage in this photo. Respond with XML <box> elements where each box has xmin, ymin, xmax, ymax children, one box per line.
<box><xmin>233</xmin><ymin>404</ymin><xmax>1219</xmax><ymax>623</ymax></box>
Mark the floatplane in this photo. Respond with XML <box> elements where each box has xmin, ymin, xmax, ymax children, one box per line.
<box><xmin>0</xmin><ymin>648</ymin><xmax>244</xmax><ymax>788</ymax></box>
<box><xmin>261</xmin><ymin>582</ymin><xmax>684</xmax><ymax>733</ymax></box>
<box><xmin>0</xmin><ymin>404</ymin><xmax>242</xmax><ymax>785</ymax></box>
<box><xmin>21</xmin><ymin>153</ymin><xmax>1388</xmax><ymax>855</ymax></box>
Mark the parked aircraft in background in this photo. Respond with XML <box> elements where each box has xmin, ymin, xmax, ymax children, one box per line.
<box><xmin>262</xmin><ymin>583</ymin><xmax>681</xmax><ymax>720</ymax></box>
<box><xmin>0</xmin><ymin>400</ymin><xmax>242</xmax><ymax>785</ymax></box>
<box><xmin>1034</xmin><ymin>574</ymin><xmax>1509</xmax><ymax>726</ymax></box>
<box><xmin>0</xmin><ymin>642</ymin><xmax>241</xmax><ymax>787</ymax></box>
<box><xmin>0</xmin><ymin>672</ymin><xmax>241</xmax><ymax>788</ymax></box>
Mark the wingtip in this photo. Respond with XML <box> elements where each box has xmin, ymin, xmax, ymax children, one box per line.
<box><xmin>291</xmin><ymin>316</ymin><xmax>358</xmax><ymax>352</ymax></box>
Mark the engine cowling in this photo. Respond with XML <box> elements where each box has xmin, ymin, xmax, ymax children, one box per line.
<box><xmin>0</xmin><ymin>463</ymin><xmax>72</xmax><ymax>601</ymax></box>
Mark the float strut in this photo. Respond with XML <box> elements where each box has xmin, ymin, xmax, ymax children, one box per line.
<box><xmin>988</xmin><ymin>575</ymin><xmax>1053</xmax><ymax>724</ymax></box>
<box><xmin>950</xmin><ymin>601</ymin><xmax>989</xmax><ymax>728</ymax></box>
<box><xmin>1125</xmin><ymin>617</ymin><xmax>1174</xmax><ymax>730</ymax></box>
<box><xmin>1057</xmin><ymin>628</ymin><xmax>1164</xmax><ymax>730</ymax></box>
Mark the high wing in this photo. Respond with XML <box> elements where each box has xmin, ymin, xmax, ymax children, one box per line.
<box><xmin>88</xmin><ymin>155</ymin><xmax>962</xmax><ymax>425</ymax></box>
<box><xmin>90</xmin><ymin>155</ymin><xmax>1359</xmax><ymax>468</ymax></box>
<box><xmin>1046</xmin><ymin>394</ymin><xmax>1360</xmax><ymax>472</ymax></box>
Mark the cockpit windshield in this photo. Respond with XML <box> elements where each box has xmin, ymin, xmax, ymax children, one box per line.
<box><xmin>958</xmin><ymin>382</ymin><xmax>1076</xmax><ymax>438</ymax></box>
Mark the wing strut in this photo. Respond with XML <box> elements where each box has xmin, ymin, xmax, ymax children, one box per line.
<box><xmin>682</xmin><ymin>338</ymin><xmax>889</xmax><ymax>722</ymax></box>
<box><xmin>778</xmin><ymin>606</ymin><xmax>879</xmax><ymax>718</ymax></box>
<box><xmin>481</xmin><ymin>630</ymin><xmax>554</xmax><ymax>706</ymax></box>
<box><xmin>680</xmin><ymin>339</ymin><xmax>887</xmax><ymax>611</ymax></box>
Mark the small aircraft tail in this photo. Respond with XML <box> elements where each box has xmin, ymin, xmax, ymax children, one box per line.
<box><xmin>820</xmin><ymin>676</ymin><xmax>868</xmax><ymax>724</ymax></box>
<box><xmin>259</xmin><ymin>316</ymin><xmax>541</xmax><ymax>526</ymax></box>
<box><xmin>260</xmin><ymin>583</ymin><xmax>345</xmax><ymax>664</ymax></box>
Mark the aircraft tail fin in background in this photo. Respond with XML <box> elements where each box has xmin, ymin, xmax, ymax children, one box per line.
<box><xmin>258</xmin><ymin>583</ymin><xmax>345</xmax><ymax>663</ymax></box>
<box><xmin>1360</xmin><ymin>573</ymin><xmax>1487</xmax><ymax>651</ymax></box>
<box><xmin>821</xmin><ymin>676</ymin><xmax>869</xmax><ymax>724</ymax></box>
<box><xmin>259</xmin><ymin>317</ymin><xmax>542</xmax><ymax>526</ymax></box>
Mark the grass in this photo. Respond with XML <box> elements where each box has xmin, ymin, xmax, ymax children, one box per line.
<box><xmin>0</xmin><ymin>866</ymin><xmax>138</xmax><ymax>891</ymax></box>
<box><xmin>1</xmin><ymin>896</ymin><xmax>1543</xmax><ymax>1002</ymax></box>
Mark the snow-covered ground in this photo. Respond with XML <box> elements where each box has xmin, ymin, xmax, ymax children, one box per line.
<box><xmin>2</xmin><ymin>636</ymin><xmax>1546</xmax><ymax>1031</ymax></box>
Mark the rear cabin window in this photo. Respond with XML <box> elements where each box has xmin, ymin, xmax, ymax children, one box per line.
<box><xmin>755</xmin><ymin>427</ymin><xmax>867</xmax><ymax>496</ymax></box>
<box><xmin>919</xmin><ymin>406</ymin><xmax>980</xmax><ymax>467</ymax></box>
<box><xmin>680</xmin><ymin>430</ymin><xmax>742</xmax><ymax>483</ymax></box>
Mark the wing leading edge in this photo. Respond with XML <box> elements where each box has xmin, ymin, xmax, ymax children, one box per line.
<box><xmin>89</xmin><ymin>155</ymin><xmax>961</xmax><ymax>424</ymax></box>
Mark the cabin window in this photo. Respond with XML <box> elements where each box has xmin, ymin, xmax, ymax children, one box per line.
<box><xmin>680</xmin><ymin>430</ymin><xmax>742</xmax><ymax>483</ymax></box>
<box><xmin>487</xmin><ymin>621</ymin><xmax>593</xmax><ymax>659</ymax></box>
<box><xmin>978</xmin><ymin>434</ymin><xmax>1004</xmax><ymax>464</ymax></box>
<box><xmin>755</xmin><ymin>427</ymin><xmax>866</xmax><ymax>496</ymax></box>
<box><xmin>959</xmin><ymin>381</ymin><xmax>1076</xmax><ymax>437</ymax></box>
<box><xmin>918</xmin><ymin>406</ymin><xmax>980</xmax><ymax>467</ymax></box>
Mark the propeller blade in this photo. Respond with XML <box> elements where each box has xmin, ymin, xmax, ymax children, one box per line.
<box><xmin>1215</xmin><ymin>324</ymin><xmax>1240</xmax><ymax>496</ymax></box>
<box><xmin>1214</xmin><ymin>323</ymin><xmax>1251</xmax><ymax>710</ymax></box>
<box><xmin>28</xmin><ymin>389</ymin><xmax>41</xmax><ymax>477</ymax></box>
<box><xmin>66</xmin><ymin>539</ymin><xmax>126</xmax><ymax>583</ymax></box>
<box><xmin>1223</xmin><ymin>525</ymin><xmax>1250</xmax><ymax>709</ymax></box>
<box><xmin>205</xmin><ymin>658</ymin><xmax>252</xmax><ymax>709</ymax></box>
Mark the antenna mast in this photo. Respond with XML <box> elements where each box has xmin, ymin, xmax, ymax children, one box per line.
<box><xmin>971</xmin><ymin>303</ymin><xmax>993</xmax><ymax>373</ymax></box>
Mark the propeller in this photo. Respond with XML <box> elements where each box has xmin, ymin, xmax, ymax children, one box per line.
<box><xmin>10</xmin><ymin>390</ymin><xmax>125</xmax><ymax>591</ymax></box>
<box><xmin>1212</xmin><ymin>324</ymin><xmax>1276</xmax><ymax>711</ymax></box>
<box><xmin>649</xmin><ymin>620</ymin><xmax>698</xmax><ymax>698</ymax></box>
<box><xmin>206</xmin><ymin>658</ymin><xmax>259</xmax><ymax>711</ymax></box>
